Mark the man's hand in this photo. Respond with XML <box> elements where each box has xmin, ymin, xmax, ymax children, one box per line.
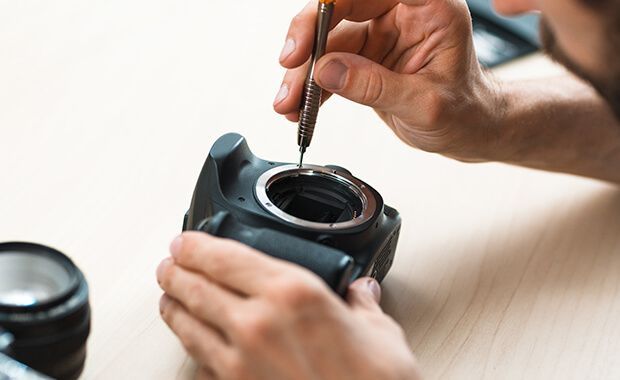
<box><xmin>156</xmin><ymin>232</ymin><xmax>421</xmax><ymax>380</ymax></box>
<box><xmin>274</xmin><ymin>0</ymin><xmax>502</xmax><ymax>162</ymax></box>
<box><xmin>274</xmin><ymin>0</ymin><xmax>620</xmax><ymax>182</ymax></box>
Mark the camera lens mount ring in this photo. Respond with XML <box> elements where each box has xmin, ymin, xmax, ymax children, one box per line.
<box><xmin>255</xmin><ymin>164</ymin><xmax>377</xmax><ymax>230</ymax></box>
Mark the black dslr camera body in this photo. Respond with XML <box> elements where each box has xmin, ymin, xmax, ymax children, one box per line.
<box><xmin>183</xmin><ymin>133</ymin><xmax>401</xmax><ymax>295</ymax></box>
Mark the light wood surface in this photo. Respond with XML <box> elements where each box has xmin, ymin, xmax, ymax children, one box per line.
<box><xmin>1</xmin><ymin>1</ymin><xmax>619</xmax><ymax>379</ymax></box>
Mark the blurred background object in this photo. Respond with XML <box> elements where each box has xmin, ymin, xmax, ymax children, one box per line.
<box><xmin>467</xmin><ymin>0</ymin><xmax>540</xmax><ymax>67</ymax></box>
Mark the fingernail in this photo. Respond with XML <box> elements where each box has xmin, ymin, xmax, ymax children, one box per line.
<box><xmin>170</xmin><ymin>235</ymin><xmax>183</xmax><ymax>258</ymax></box>
<box><xmin>279</xmin><ymin>38</ymin><xmax>296</xmax><ymax>62</ymax></box>
<box><xmin>318</xmin><ymin>60</ymin><xmax>348</xmax><ymax>90</ymax></box>
<box><xmin>367</xmin><ymin>278</ymin><xmax>381</xmax><ymax>302</ymax></box>
<box><xmin>273</xmin><ymin>83</ymin><xmax>289</xmax><ymax>106</ymax></box>
<box><xmin>159</xmin><ymin>294</ymin><xmax>171</xmax><ymax>312</ymax></box>
<box><xmin>157</xmin><ymin>257</ymin><xmax>172</xmax><ymax>280</ymax></box>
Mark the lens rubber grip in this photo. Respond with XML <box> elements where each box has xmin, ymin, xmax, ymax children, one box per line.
<box><xmin>197</xmin><ymin>211</ymin><xmax>354</xmax><ymax>296</ymax></box>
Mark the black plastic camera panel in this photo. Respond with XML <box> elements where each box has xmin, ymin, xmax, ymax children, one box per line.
<box><xmin>183</xmin><ymin>133</ymin><xmax>401</xmax><ymax>296</ymax></box>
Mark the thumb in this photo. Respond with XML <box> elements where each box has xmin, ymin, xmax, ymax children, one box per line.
<box><xmin>346</xmin><ymin>277</ymin><xmax>382</xmax><ymax>312</ymax></box>
<box><xmin>314</xmin><ymin>53</ymin><xmax>409</xmax><ymax>111</ymax></box>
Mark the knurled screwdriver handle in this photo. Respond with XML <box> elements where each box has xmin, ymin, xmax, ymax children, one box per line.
<box><xmin>297</xmin><ymin>0</ymin><xmax>335</xmax><ymax>151</ymax></box>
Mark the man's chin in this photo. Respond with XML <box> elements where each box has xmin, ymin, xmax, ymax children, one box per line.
<box><xmin>540</xmin><ymin>18</ymin><xmax>620</xmax><ymax>121</ymax></box>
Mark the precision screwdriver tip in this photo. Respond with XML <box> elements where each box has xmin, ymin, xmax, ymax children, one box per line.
<box><xmin>298</xmin><ymin>146</ymin><xmax>306</xmax><ymax>168</ymax></box>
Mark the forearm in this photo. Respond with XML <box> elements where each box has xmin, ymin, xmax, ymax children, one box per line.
<box><xmin>487</xmin><ymin>75</ymin><xmax>620</xmax><ymax>183</ymax></box>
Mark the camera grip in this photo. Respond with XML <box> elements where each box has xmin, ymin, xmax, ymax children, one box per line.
<box><xmin>196</xmin><ymin>211</ymin><xmax>354</xmax><ymax>296</ymax></box>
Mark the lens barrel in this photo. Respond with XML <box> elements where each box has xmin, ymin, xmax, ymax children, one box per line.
<box><xmin>0</xmin><ymin>242</ymin><xmax>90</xmax><ymax>380</ymax></box>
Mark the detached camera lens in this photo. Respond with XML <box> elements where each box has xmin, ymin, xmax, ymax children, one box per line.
<box><xmin>0</xmin><ymin>252</ymin><xmax>73</xmax><ymax>306</ymax></box>
<box><xmin>0</xmin><ymin>242</ymin><xmax>90</xmax><ymax>380</ymax></box>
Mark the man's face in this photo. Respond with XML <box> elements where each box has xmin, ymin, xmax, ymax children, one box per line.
<box><xmin>493</xmin><ymin>0</ymin><xmax>620</xmax><ymax>119</ymax></box>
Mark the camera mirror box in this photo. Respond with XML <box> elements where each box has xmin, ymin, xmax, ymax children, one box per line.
<box><xmin>183</xmin><ymin>133</ymin><xmax>402</xmax><ymax>296</ymax></box>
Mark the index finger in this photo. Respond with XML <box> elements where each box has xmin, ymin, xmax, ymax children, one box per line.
<box><xmin>170</xmin><ymin>232</ymin><xmax>304</xmax><ymax>296</ymax></box>
<box><xmin>280</xmin><ymin>0</ymin><xmax>399</xmax><ymax>68</ymax></box>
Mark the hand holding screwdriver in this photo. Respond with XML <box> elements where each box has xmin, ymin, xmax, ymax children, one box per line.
<box><xmin>274</xmin><ymin>0</ymin><xmax>499</xmax><ymax>165</ymax></box>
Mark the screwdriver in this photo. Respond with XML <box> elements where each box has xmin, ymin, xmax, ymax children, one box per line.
<box><xmin>297</xmin><ymin>0</ymin><xmax>335</xmax><ymax>167</ymax></box>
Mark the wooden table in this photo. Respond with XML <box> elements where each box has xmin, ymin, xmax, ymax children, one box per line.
<box><xmin>1</xmin><ymin>1</ymin><xmax>619</xmax><ymax>379</ymax></box>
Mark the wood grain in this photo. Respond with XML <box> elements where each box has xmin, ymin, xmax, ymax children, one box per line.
<box><xmin>0</xmin><ymin>1</ymin><xmax>618</xmax><ymax>379</ymax></box>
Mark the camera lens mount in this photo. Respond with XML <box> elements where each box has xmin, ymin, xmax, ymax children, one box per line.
<box><xmin>255</xmin><ymin>164</ymin><xmax>377</xmax><ymax>230</ymax></box>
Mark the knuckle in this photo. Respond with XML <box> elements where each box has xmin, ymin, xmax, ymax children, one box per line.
<box><xmin>179</xmin><ymin>232</ymin><xmax>214</xmax><ymax>262</ymax></box>
<box><xmin>424</xmin><ymin>90</ymin><xmax>447</xmax><ymax>125</ymax></box>
<box><xmin>199</xmin><ymin>245</ymin><xmax>227</xmax><ymax>270</ymax></box>
<box><xmin>233</xmin><ymin>311</ymin><xmax>275</xmax><ymax>349</ymax></box>
<box><xmin>361</xmin><ymin>65</ymin><xmax>386</xmax><ymax>106</ymax></box>
<box><xmin>160</xmin><ymin>303</ymin><xmax>170</xmax><ymax>321</ymax></box>
<box><xmin>180</xmin><ymin>339</ymin><xmax>203</xmax><ymax>361</ymax></box>
<box><xmin>179</xmin><ymin>330</ymin><xmax>199</xmax><ymax>356</ymax></box>
<box><xmin>185</xmin><ymin>282</ymin><xmax>206</xmax><ymax>312</ymax></box>
<box><xmin>228</xmin><ymin>309</ymin><xmax>245</xmax><ymax>330</ymax></box>
<box><xmin>220</xmin><ymin>237</ymin><xmax>249</xmax><ymax>254</ymax></box>
<box><xmin>386</xmin><ymin>314</ymin><xmax>407</xmax><ymax>335</ymax></box>
<box><xmin>372</xmin><ymin>313</ymin><xmax>406</xmax><ymax>337</ymax></box>
<box><xmin>176</xmin><ymin>233</ymin><xmax>200</xmax><ymax>263</ymax></box>
<box><xmin>243</xmin><ymin>316</ymin><xmax>272</xmax><ymax>345</ymax></box>
<box><xmin>204</xmin><ymin>254</ymin><xmax>227</xmax><ymax>274</ymax></box>
<box><xmin>271</xmin><ymin>276</ymin><xmax>328</xmax><ymax>308</ymax></box>
<box><xmin>174</xmin><ymin>248</ymin><xmax>191</xmax><ymax>264</ymax></box>
<box><xmin>210</xmin><ymin>238</ymin><xmax>246</xmax><ymax>263</ymax></box>
<box><xmin>159</xmin><ymin>265</ymin><xmax>176</xmax><ymax>290</ymax></box>
<box><xmin>225</xmin><ymin>354</ymin><xmax>248</xmax><ymax>380</ymax></box>
<box><xmin>290</xmin><ymin>12</ymin><xmax>305</xmax><ymax>30</ymax></box>
<box><xmin>161</xmin><ymin>300</ymin><xmax>178</xmax><ymax>325</ymax></box>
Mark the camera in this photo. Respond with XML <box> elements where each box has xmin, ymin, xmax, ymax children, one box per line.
<box><xmin>183</xmin><ymin>133</ymin><xmax>401</xmax><ymax>295</ymax></box>
<box><xmin>0</xmin><ymin>242</ymin><xmax>90</xmax><ymax>380</ymax></box>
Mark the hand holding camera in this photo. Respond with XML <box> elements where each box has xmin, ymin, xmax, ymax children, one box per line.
<box><xmin>157</xmin><ymin>232</ymin><xmax>421</xmax><ymax>380</ymax></box>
